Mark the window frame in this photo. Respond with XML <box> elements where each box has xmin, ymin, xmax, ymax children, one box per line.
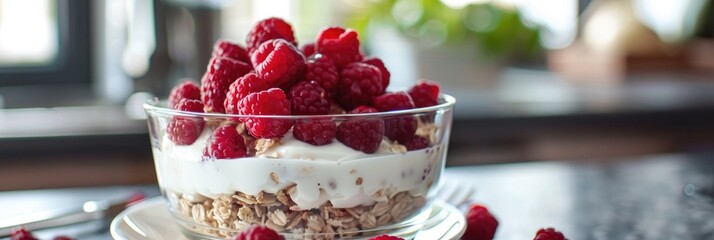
<box><xmin>0</xmin><ymin>0</ymin><xmax>92</xmax><ymax>87</ymax></box>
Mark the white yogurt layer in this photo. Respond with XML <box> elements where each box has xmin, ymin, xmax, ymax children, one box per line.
<box><xmin>153</xmin><ymin>129</ymin><xmax>444</xmax><ymax>210</ymax></box>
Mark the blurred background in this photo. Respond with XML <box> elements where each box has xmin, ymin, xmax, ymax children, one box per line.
<box><xmin>2</xmin><ymin>0</ymin><xmax>714</xmax><ymax>190</ymax></box>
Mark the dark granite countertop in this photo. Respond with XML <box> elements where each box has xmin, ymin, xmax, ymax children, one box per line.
<box><xmin>446</xmin><ymin>151</ymin><xmax>714</xmax><ymax>239</ymax></box>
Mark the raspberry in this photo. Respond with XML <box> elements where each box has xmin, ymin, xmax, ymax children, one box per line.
<box><xmin>251</xmin><ymin>39</ymin><xmax>306</xmax><ymax>90</ymax></box>
<box><xmin>233</xmin><ymin>225</ymin><xmax>284</xmax><ymax>240</ymax></box>
<box><xmin>168</xmin><ymin>80</ymin><xmax>201</xmax><ymax>109</ymax></box>
<box><xmin>351</xmin><ymin>105</ymin><xmax>377</xmax><ymax>113</ymax></box>
<box><xmin>288</xmin><ymin>81</ymin><xmax>330</xmax><ymax>115</ymax></box>
<box><xmin>53</xmin><ymin>236</ymin><xmax>75</xmax><ymax>240</ymax></box>
<box><xmin>534</xmin><ymin>228</ymin><xmax>567</xmax><ymax>240</ymax></box>
<box><xmin>246</xmin><ymin>17</ymin><xmax>296</xmax><ymax>55</ymax></box>
<box><xmin>373</xmin><ymin>92</ymin><xmax>414</xmax><ymax>112</ymax></box>
<box><xmin>238</xmin><ymin>88</ymin><xmax>294</xmax><ymax>138</ymax></box>
<box><xmin>369</xmin><ymin>235</ymin><xmax>404</xmax><ymax>240</ymax></box>
<box><xmin>374</xmin><ymin>92</ymin><xmax>416</xmax><ymax>143</ymax></box>
<box><xmin>213</xmin><ymin>39</ymin><xmax>251</xmax><ymax>64</ymax></box>
<box><xmin>405</xmin><ymin>136</ymin><xmax>429</xmax><ymax>150</ymax></box>
<box><xmin>293</xmin><ymin>119</ymin><xmax>336</xmax><ymax>145</ymax></box>
<box><xmin>203</xmin><ymin>125</ymin><xmax>246</xmax><ymax>159</ymax></box>
<box><xmin>316</xmin><ymin>27</ymin><xmax>362</xmax><ymax>68</ymax></box>
<box><xmin>201</xmin><ymin>56</ymin><xmax>252</xmax><ymax>113</ymax></box>
<box><xmin>224</xmin><ymin>73</ymin><xmax>270</xmax><ymax>115</ymax></box>
<box><xmin>303</xmin><ymin>55</ymin><xmax>339</xmax><ymax>99</ymax></box>
<box><xmin>10</xmin><ymin>228</ymin><xmax>37</xmax><ymax>240</ymax></box>
<box><xmin>337</xmin><ymin>106</ymin><xmax>384</xmax><ymax>153</ymax></box>
<box><xmin>408</xmin><ymin>80</ymin><xmax>440</xmax><ymax>108</ymax></box>
<box><xmin>301</xmin><ymin>42</ymin><xmax>316</xmax><ymax>57</ymax></box>
<box><xmin>383</xmin><ymin>116</ymin><xmax>417</xmax><ymax>143</ymax></box>
<box><xmin>167</xmin><ymin>99</ymin><xmax>205</xmax><ymax>145</ymax></box>
<box><xmin>464</xmin><ymin>204</ymin><xmax>498</xmax><ymax>240</ymax></box>
<box><xmin>362</xmin><ymin>57</ymin><xmax>390</xmax><ymax>92</ymax></box>
<box><xmin>338</xmin><ymin>62</ymin><xmax>384</xmax><ymax>110</ymax></box>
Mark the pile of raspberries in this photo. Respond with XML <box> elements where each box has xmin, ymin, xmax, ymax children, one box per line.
<box><xmin>166</xmin><ymin>17</ymin><xmax>441</xmax><ymax>158</ymax></box>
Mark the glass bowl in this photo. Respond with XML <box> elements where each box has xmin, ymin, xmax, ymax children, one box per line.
<box><xmin>143</xmin><ymin>94</ymin><xmax>455</xmax><ymax>239</ymax></box>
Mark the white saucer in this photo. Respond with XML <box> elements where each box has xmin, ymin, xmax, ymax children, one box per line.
<box><xmin>110</xmin><ymin>197</ymin><xmax>465</xmax><ymax>240</ymax></box>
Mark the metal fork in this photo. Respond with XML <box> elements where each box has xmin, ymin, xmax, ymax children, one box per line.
<box><xmin>436</xmin><ymin>178</ymin><xmax>477</xmax><ymax>211</ymax></box>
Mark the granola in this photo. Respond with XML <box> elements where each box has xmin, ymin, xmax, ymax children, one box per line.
<box><xmin>174</xmin><ymin>190</ymin><xmax>426</xmax><ymax>239</ymax></box>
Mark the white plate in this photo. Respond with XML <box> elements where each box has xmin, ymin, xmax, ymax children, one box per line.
<box><xmin>110</xmin><ymin>197</ymin><xmax>465</xmax><ymax>240</ymax></box>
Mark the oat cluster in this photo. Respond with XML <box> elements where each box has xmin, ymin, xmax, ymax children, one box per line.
<box><xmin>172</xmin><ymin>189</ymin><xmax>426</xmax><ymax>239</ymax></box>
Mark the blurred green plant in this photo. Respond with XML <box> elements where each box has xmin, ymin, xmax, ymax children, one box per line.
<box><xmin>346</xmin><ymin>0</ymin><xmax>543</xmax><ymax>60</ymax></box>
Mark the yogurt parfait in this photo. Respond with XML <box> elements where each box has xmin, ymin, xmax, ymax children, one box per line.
<box><xmin>144</xmin><ymin>17</ymin><xmax>455</xmax><ymax>239</ymax></box>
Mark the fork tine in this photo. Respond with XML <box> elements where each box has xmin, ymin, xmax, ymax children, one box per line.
<box><xmin>452</xmin><ymin>183</ymin><xmax>476</xmax><ymax>207</ymax></box>
<box><xmin>437</xmin><ymin>179</ymin><xmax>459</xmax><ymax>203</ymax></box>
<box><xmin>436</xmin><ymin>179</ymin><xmax>478</xmax><ymax>210</ymax></box>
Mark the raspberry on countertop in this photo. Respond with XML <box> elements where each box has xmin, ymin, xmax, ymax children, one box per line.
<box><xmin>464</xmin><ymin>204</ymin><xmax>499</xmax><ymax>240</ymax></box>
<box><xmin>534</xmin><ymin>228</ymin><xmax>567</xmax><ymax>240</ymax></box>
<box><xmin>233</xmin><ymin>225</ymin><xmax>285</xmax><ymax>240</ymax></box>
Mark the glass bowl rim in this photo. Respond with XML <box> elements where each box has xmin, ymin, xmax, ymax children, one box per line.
<box><xmin>144</xmin><ymin>94</ymin><xmax>455</xmax><ymax>119</ymax></box>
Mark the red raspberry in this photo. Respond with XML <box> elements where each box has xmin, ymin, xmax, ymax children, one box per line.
<box><xmin>316</xmin><ymin>27</ymin><xmax>362</xmax><ymax>68</ymax></box>
<box><xmin>10</xmin><ymin>228</ymin><xmax>37</xmax><ymax>240</ymax></box>
<box><xmin>246</xmin><ymin>17</ymin><xmax>296</xmax><ymax>55</ymax></box>
<box><xmin>288</xmin><ymin>81</ymin><xmax>330</xmax><ymax>115</ymax></box>
<box><xmin>201</xmin><ymin>56</ymin><xmax>252</xmax><ymax>113</ymax></box>
<box><xmin>293</xmin><ymin>119</ymin><xmax>336</xmax><ymax>146</ymax></box>
<box><xmin>337</xmin><ymin>106</ymin><xmax>384</xmax><ymax>153</ymax></box>
<box><xmin>534</xmin><ymin>228</ymin><xmax>567</xmax><ymax>240</ymax></box>
<box><xmin>464</xmin><ymin>204</ymin><xmax>498</xmax><ymax>240</ymax></box>
<box><xmin>238</xmin><ymin>88</ymin><xmax>294</xmax><ymax>138</ymax></box>
<box><xmin>384</xmin><ymin>116</ymin><xmax>417</xmax><ymax>143</ymax></box>
<box><xmin>224</xmin><ymin>73</ymin><xmax>271</xmax><ymax>115</ymax></box>
<box><xmin>351</xmin><ymin>105</ymin><xmax>377</xmax><ymax>113</ymax></box>
<box><xmin>168</xmin><ymin>80</ymin><xmax>201</xmax><ymax>109</ymax></box>
<box><xmin>374</xmin><ymin>92</ymin><xmax>416</xmax><ymax>143</ymax></box>
<box><xmin>373</xmin><ymin>92</ymin><xmax>414</xmax><ymax>112</ymax></box>
<box><xmin>213</xmin><ymin>39</ymin><xmax>251</xmax><ymax>64</ymax></box>
<box><xmin>338</xmin><ymin>62</ymin><xmax>384</xmax><ymax>110</ymax></box>
<box><xmin>203</xmin><ymin>125</ymin><xmax>246</xmax><ymax>159</ymax></box>
<box><xmin>251</xmin><ymin>39</ymin><xmax>306</xmax><ymax>90</ymax></box>
<box><xmin>369</xmin><ymin>235</ymin><xmax>404</xmax><ymax>240</ymax></box>
<box><xmin>408</xmin><ymin>80</ymin><xmax>440</xmax><ymax>108</ymax></box>
<box><xmin>362</xmin><ymin>57</ymin><xmax>390</xmax><ymax>92</ymax></box>
<box><xmin>303</xmin><ymin>55</ymin><xmax>339</xmax><ymax>99</ymax></box>
<box><xmin>301</xmin><ymin>42</ymin><xmax>316</xmax><ymax>58</ymax></box>
<box><xmin>405</xmin><ymin>136</ymin><xmax>429</xmax><ymax>150</ymax></box>
<box><xmin>167</xmin><ymin>99</ymin><xmax>205</xmax><ymax>145</ymax></box>
<box><xmin>53</xmin><ymin>236</ymin><xmax>75</xmax><ymax>240</ymax></box>
<box><xmin>233</xmin><ymin>225</ymin><xmax>284</xmax><ymax>240</ymax></box>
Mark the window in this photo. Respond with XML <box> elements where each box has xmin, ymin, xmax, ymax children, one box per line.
<box><xmin>0</xmin><ymin>0</ymin><xmax>91</xmax><ymax>86</ymax></box>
